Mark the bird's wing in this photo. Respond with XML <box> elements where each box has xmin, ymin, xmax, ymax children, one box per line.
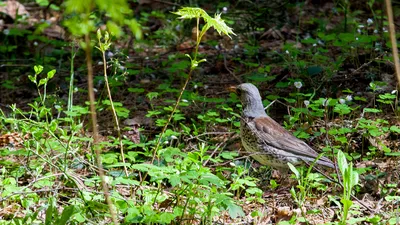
<box><xmin>246</xmin><ymin>116</ymin><xmax>334</xmax><ymax>168</ymax></box>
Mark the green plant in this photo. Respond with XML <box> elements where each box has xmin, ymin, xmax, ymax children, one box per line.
<box><xmin>337</xmin><ymin>150</ymin><xmax>360</xmax><ymax>225</ymax></box>
<box><xmin>151</xmin><ymin>7</ymin><xmax>235</xmax><ymax>163</ymax></box>
<box><xmin>28</xmin><ymin>65</ymin><xmax>56</xmax><ymax>107</ymax></box>
<box><xmin>288</xmin><ymin>159</ymin><xmax>329</xmax><ymax>224</ymax></box>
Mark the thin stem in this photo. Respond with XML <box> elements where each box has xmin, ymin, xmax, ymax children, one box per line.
<box><xmin>150</xmin><ymin>67</ymin><xmax>195</xmax><ymax>165</ymax></box>
<box><xmin>68</xmin><ymin>43</ymin><xmax>76</xmax><ymax>112</ymax></box>
<box><xmin>85</xmin><ymin>33</ymin><xmax>119</xmax><ymax>225</ymax></box>
<box><xmin>100</xmin><ymin>47</ymin><xmax>128</xmax><ymax>177</ymax></box>
<box><xmin>149</xmin><ymin>16</ymin><xmax>206</xmax><ymax>166</ymax></box>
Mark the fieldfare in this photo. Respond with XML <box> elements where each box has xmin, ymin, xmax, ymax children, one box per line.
<box><xmin>230</xmin><ymin>83</ymin><xmax>334</xmax><ymax>169</ymax></box>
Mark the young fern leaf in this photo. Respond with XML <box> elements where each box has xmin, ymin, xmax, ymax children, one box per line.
<box><xmin>204</xmin><ymin>13</ymin><xmax>235</xmax><ymax>38</ymax></box>
<box><xmin>173</xmin><ymin>7</ymin><xmax>235</xmax><ymax>38</ymax></box>
<box><xmin>172</xmin><ymin>7</ymin><xmax>209</xmax><ymax>19</ymax></box>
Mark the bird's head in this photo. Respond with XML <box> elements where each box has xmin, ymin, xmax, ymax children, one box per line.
<box><xmin>229</xmin><ymin>83</ymin><xmax>267</xmax><ymax>118</ymax></box>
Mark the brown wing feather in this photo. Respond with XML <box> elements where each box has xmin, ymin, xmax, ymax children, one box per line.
<box><xmin>251</xmin><ymin>116</ymin><xmax>334</xmax><ymax>167</ymax></box>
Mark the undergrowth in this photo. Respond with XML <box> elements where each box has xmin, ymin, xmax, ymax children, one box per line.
<box><xmin>0</xmin><ymin>2</ymin><xmax>400</xmax><ymax>225</ymax></box>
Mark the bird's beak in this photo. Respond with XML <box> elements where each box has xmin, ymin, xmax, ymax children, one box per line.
<box><xmin>227</xmin><ymin>85</ymin><xmax>237</xmax><ymax>93</ymax></box>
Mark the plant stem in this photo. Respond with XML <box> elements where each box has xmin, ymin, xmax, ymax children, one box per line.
<box><xmin>85</xmin><ymin>33</ymin><xmax>119</xmax><ymax>225</ymax></box>
<box><xmin>100</xmin><ymin>47</ymin><xmax>128</xmax><ymax>177</ymax></box>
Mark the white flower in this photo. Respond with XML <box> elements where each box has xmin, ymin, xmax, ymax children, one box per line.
<box><xmin>383</xmin><ymin>27</ymin><xmax>388</xmax><ymax>32</ymax></box>
<box><xmin>322</xmin><ymin>98</ymin><xmax>329</xmax><ymax>106</ymax></box>
<box><xmin>33</xmin><ymin>41</ymin><xmax>38</xmax><ymax>46</ymax></box>
<box><xmin>357</xmin><ymin>29</ymin><xmax>361</xmax><ymax>33</ymax></box>
<box><xmin>392</xmin><ymin>90</ymin><xmax>398</xmax><ymax>94</ymax></box>
<box><xmin>367</xmin><ymin>18</ymin><xmax>373</xmax><ymax>25</ymax></box>
<box><xmin>194</xmin><ymin>84</ymin><xmax>198</xmax><ymax>89</ymax></box>
<box><xmin>285</xmin><ymin>50</ymin><xmax>290</xmax><ymax>54</ymax></box>
<box><xmin>356</xmin><ymin>37</ymin><xmax>359</xmax><ymax>41</ymax></box>
<box><xmin>294</xmin><ymin>81</ymin><xmax>302</xmax><ymax>89</ymax></box>
<box><xmin>97</xmin><ymin>61</ymin><xmax>103</xmax><ymax>65</ymax></box>
<box><xmin>223</xmin><ymin>7</ymin><xmax>228</xmax><ymax>12</ymax></box>
<box><xmin>171</xmin><ymin>135</ymin><xmax>178</xmax><ymax>140</ymax></box>
<box><xmin>175</xmin><ymin>25</ymin><xmax>181</xmax><ymax>31</ymax></box>
<box><xmin>374</xmin><ymin>29</ymin><xmax>378</xmax><ymax>34</ymax></box>
<box><xmin>215</xmin><ymin>45</ymin><xmax>220</xmax><ymax>50</ymax></box>
<box><xmin>119</xmin><ymin>65</ymin><xmax>125</xmax><ymax>71</ymax></box>
<box><xmin>107</xmin><ymin>51</ymin><xmax>114</xmax><ymax>58</ymax></box>
<box><xmin>313</xmin><ymin>43</ymin><xmax>317</xmax><ymax>47</ymax></box>
<box><xmin>229</xmin><ymin>162</ymin><xmax>236</xmax><ymax>167</ymax></box>
<box><xmin>164</xmin><ymin>141</ymin><xmax>169</xmax><ymax>144</ymax></box>
<box><xmin>358</xmin><ymin>25</ymin><xmax>365</xmax><ymax>28</ymax></box>
<box><xmin>182</xmin><ymin>99</ymin><xmax>188</xmax><ymax>102</ymax></box>
<box><xmin>3</xmin><ymin>29</ymin><xmax>9</xmax><ymax>35</ymax></box>
<box><xmin>339</xmin><ymin>98</ymin><xmax>346</xmax><ymax>104</ymax></box>
<box><xmin>145</xmin><ymin>57</ymin><xmax>149</xmax><ymax>60</ymax></box>
<box><xmin>304</xmin><ymin>100</ymin><xmax>310</xmax><ymax>106</ymax></box>
<box><xmin>346</xmin><ymin>95</ymin><xmax>353</xmax><ymax>101</ymax></box>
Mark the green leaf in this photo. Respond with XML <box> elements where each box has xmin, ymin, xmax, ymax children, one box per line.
<box><xmin>45</xmin><ymin>198</ymin><xmax>54</xmax><ymax>225</ymax></box>
<box><xmin>173</xmin><ymin>7</ymin><xmax>235</xmax><ymax>38</ymax></box>
<box><xmin>368</xmin><ymin>129</ymin><xmax>382</xmax><ymax>137</ymax></box>
<box><xmin>363</xmin><ymin>108</ymin><xmax>382</xmax><ymax>113</ymax></box>
<box><xmin>204</xmin><ymin>13</ymin><xmax>236</xmax><ymax>38</ymax></box>
<box><xmin>337</xmin><ymin>150</ymin><xmax>348</xmax><ymax>176</ymax></box>
<box><xmin>338</xmin><ymin>33</ymin><xmax>355</xmax><ymax>42</ymax></box>
<box><xmin>199</xmin><ymin>173</ymin><xmax>224</xmax><ymax>186</ymax></box>
<box><xmin>146</xmin><ymin>92</ymin><xmax>159</xmax><ymax>100</ymax></box>
<box><xmin>172</xmin><ymin>7</ymin><xmax>209</xmax><ymax>20</ymax></box>
<box><xmin>287</xmin><ymin>163</ymin><xmax>300</xmax><ymax>179</ymax></box>
<box><xmin>284</xmin><ymin>98</ymin><xmax>296</xmax><ymax>103</ymax></box>
<box><xmin>159</xmin><ymin>212</ymin><xmax>176</xmax><ymax>224</ymax></box>
<box><xmin>334</xmin><ymin>104</ymin><xmax>351</xmax><ymax>115</ymax></box>
<box><xmin>275</xmin><ymin>81</ymin><xmax>289</xmax><ymax>88</ymax></box>
<box><xmin>301</xmin><ymin>37</ymin><xmax>317</xmax><ymax>44</ymax></box>
<box><xmin>47</xmin><ymin>69</ymin><xmax>56</xmax><ymax>79</ymax></box>
<box><xmin>128</xmin><ymin>88</ymin><xmax>145</xmax><ymax>93</ymax></box>
<box><xmin>168</xmin><ymin>175</ymin><xmax>181</xmax><ymax>187</ymax></box>
<box><xmin>114</xmin><ymin>177</ymin><xmax>140</xmax><ymax>186</ymax></box>
<box><xmin>28</xmin><ymin>75</ymin><xmax>37</xmax><ymax>84</ymax></box>
<box><xmin>125</xmin><ymin>19</ymin><xmax>142</xmax><ymax>40</ymax></box>
<box><xmin>57</xmin><ymin>205</ymin><xmax>75</xmax><ymax>225</ymax></box>
<box><xmin>219</xmin><ymin>151</ymin><xmax>238</xmax><ymax>160</ymax></box>
<box><xmin>34</xmin><ymin>65</ymin><xmax>44</xmax><ymax>74</ymax></box>
<box><xmin>385</xmin><ymin>152</ymin><xmax>400</xmax><ymax>156</ymax></box>
<box><xmin>227</xmin><ymin>203</ymin><xmax>245</xmax><ymax>219</ymax></box>
<box><xmin>350</xmin><ymin>165</ymin><xmax>359</xmax><ymax>186</ymax></box>
<box><xmin>38</xmin><ymin>78</ymin><xmax>47</xmax><ymax>86</ymax></box>
<box><xmin>107</xmin><ymin>21</ymin><xmax>123</xmax><ymax>38</ymax></box>
<box><xmin>97</xmin><ymin>29</ymin><xmax>102</xmax><ymax>40</ymax></box>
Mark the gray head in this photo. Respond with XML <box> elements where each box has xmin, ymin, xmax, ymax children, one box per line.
<box><xmin>234</xmin><ymin>83</ymin><xmax>267</xmax><ymax>118</ymax></box>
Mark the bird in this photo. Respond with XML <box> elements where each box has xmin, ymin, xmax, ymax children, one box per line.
<box><xmin>230</xmin><ymin>83</ymin><xmax>334</xmax><ymax>169</ymax></box>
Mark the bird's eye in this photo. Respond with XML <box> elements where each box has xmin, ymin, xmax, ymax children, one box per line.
<box><xmin>236</xmin><ymin>89</ymin><xmax>242</xmax><ymax>95</ymax></box>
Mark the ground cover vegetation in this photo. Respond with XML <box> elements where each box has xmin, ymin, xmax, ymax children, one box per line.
<box><xmin>0</xmin><ymin>0</ymin><xmax>400</xmax><ymax>224</ymax></box>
